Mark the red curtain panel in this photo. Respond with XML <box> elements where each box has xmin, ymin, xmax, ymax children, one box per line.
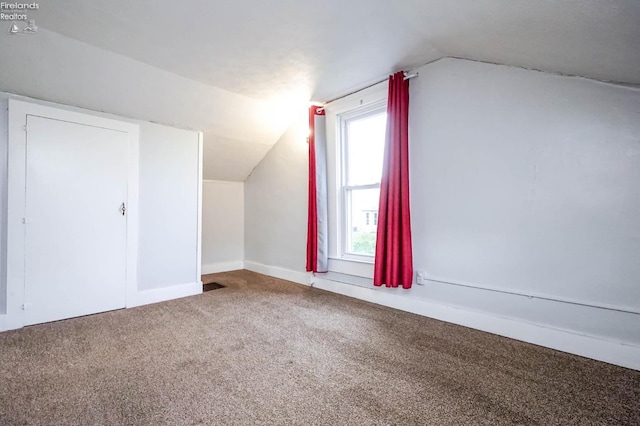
<box><xmin>306</xmin><ymin>105</ymin><xmax>329</xmax><ymax>273</ymax></box>
<box><xmin>374</xmin><ymin>72</ymin><xmax>414</xmax><ymax>289</ymax></box>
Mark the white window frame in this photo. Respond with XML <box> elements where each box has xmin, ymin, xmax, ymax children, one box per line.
<box><xmin>338</xmin><ymin>101</ymin><xmax>386</xmax><ymax>261</ymax></box>
<box><xmin>325</xmin><ymin>81</ymin><xmax>388</xmax><ymax>277</ymax></box>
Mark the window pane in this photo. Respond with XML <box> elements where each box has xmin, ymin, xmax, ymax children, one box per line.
<box><xmin>347</xmin><ymin>187</ymin><xmax>380</xmax><ymax>255</ymax></box>
<box><xmin>346</xmin><ymin>113</ymin><xmax>386</xmax><ymax>186</ymax></box>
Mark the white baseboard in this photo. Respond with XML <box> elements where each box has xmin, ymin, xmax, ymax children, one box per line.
<box><xmin>202</xmin><ymin>261</ymin><xmax>245</xmax><ymax>275</ymax></box>
<box><xmin>244</xmin><ymin>261</ymin><xmax>310</xmax><ymax>285</ymax></box>
<box><xmin>128</xmin><ymin>281</ymin><xmax>203</xmax><ymax>308</ymax></box>
<box><xmin>0</xmin><ymin>281</ymin><xmax>204</xmax><ymax>332</ymax></box>
<box><xmin>245</xmin><ymin>263</ymin><xmax>640</xmax><ymax>371</ymax></box>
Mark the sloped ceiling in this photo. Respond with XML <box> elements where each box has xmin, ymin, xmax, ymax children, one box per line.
<box><xmin>1</xmin><ymin>0</ymin><xmax>638</xmax><ymax>181</ymax></box>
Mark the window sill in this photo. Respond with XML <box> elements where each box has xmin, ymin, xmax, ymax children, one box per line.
<box><xmin>330</xmin><ymin>255</ymin><xmax>373</xmax><ymax>265</ymax></box>
<box><xmin>327</xmin><ymin>257</ymin><xmax>374</xmax><ymax>279</ymax></box>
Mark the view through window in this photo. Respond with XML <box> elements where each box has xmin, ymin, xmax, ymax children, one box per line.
<box><xmin>343</xmin><ymin>110</ymin><xmax>386</xmax><ymax>256</ymax></box>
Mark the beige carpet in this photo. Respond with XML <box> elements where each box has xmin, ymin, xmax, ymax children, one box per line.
<box><xmin>0</xmin><ymin>270</ymin><xmax>638</xmax><ymax>425</ymax></box>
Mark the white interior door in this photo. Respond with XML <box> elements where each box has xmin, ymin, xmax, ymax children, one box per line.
<box><xmin>24</xmin><ymin>115</ymin><xmax>129</xmax><ymax>325</ymax></box>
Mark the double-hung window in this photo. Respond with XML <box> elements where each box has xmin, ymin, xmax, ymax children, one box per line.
<box><xmin>338</xmin><ymin>101</ymin><xmax>387</xmax><ymax>258</ymax></box>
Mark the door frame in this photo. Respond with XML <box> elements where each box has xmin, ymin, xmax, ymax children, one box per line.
<box><xmin>5</xmin><ymin>99</ymin><xmax>139</xmax><ymax>330</ymax></box>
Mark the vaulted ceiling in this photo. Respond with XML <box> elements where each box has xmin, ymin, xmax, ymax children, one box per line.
<box><xmin>1</xmin><ymin>1</ymin><xmax>639</xmax><ymax>180</ymax></box>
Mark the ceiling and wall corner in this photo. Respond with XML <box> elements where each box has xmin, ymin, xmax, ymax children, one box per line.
<box><xmin>0</xmin><ymin>29</ymin><xmax>293</xmax><ymax>182</ymax></box>
<box><xmin>396</xmin><ymin>1</ymin><xmax>640</xmax><ymax>86</ymax></box>
<box><xmin>1</xmin><ymin>1</ymin><xmax>638</xmax><ymax>181</ymax></box>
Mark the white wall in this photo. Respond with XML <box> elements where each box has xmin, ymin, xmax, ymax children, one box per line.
<box><xmin>138</xmin><ymin>123</ymin><xmax>201</xmax><ymax>291</ymax></box>
<box><xmin>408</xmin><ymin>58</ymin><xmax>640</xmax><ymax>345</ymax></box>
<box><xmin>201</xmin><ymin>180</ymin><xmax>245</xmax><ymax>273</ymax></box>
<box><xmin>243</xmin><ymin>58</ymin><xmax>640</xmax><ymax>368</ymax></box>
<box><xmin>244</xmin><ymin>109</ymin><xmax>308</xmax><ymax>272</ymax></box>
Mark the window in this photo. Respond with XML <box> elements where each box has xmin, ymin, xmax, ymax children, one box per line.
<box><xmin>325</xmin><ymin>81</ymin><xmax>388</xmax><ymax>273</ymax></box>
<box><xmin>339</xmin><ymin>105</ymin><xmax>387</xmax><ymax>258</ymax></box>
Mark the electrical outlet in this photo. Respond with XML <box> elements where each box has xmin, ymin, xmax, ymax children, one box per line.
<box><xmin>416</xmin><ymin>270</ymin><xmax>427</xmax><ymax>285</ymax></box>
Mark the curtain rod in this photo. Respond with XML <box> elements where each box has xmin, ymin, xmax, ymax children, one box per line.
<box><xmin>321</xmin><ymin>71</ymin><xmax>418</xmax><ymax>106</ymax></box>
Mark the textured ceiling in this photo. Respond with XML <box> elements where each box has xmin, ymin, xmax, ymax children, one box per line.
<box><xmin>1</xmin><ymin>0</ymin><xmax>639</xmax><ymax>180</ymax></box>
<box><xmin>36</xmin><ymin>0</ymin><xmax>640</xmax><ymax>100</ymax></box>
